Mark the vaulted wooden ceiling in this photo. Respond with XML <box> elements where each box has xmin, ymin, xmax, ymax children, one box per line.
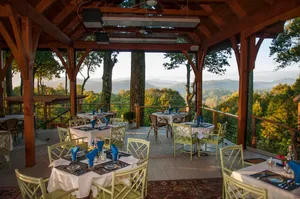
<box><xmin>0</xmin><ymin>0</ymin><xmax>299</xmax><ymax>52</ymax></box>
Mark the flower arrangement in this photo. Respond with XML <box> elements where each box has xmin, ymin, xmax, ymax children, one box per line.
<box><xmin>276</xmin><ymin>154</ymin><xmax>287</xmax><ymax>166</ymax></box>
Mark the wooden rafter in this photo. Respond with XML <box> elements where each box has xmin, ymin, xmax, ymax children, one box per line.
<box><xmin>70</xmin><ymin>25</ymin><xmax>86</xmax><ymax>40</ymax></box>
<box><xmin>229</xmin><ymin>36</ymin><xmax>240</xmax><ymax>74</ymax></box>
<box><xmin>200</xmin><ymin>4</ymin><xmax>225</xmax><ymax>29</ymax></box>
<box><xmin>0</xmin><ymin>5</ymin><xmax>8</xmax><ymax>17</ymax></box>
<box><xmin>188</xmin><ymin>32</ymin><xmax>201</xmax><ymax>44</ymax></box>
<box><xmin>202</xmin><ymin>0</ymin><xmax>300</xmax><ymax>48</ymax></box>
<box><xmin>162</xmin><ymin>0</ymin><xmax>227</xmax><ymax>3</ymax></box>
<box><xmin>52</xmin><ymin>0</ymin><xmax>84</xmax><ymax>25</ymax></box>
<box><xmin>8</xmin><ymin>0</ymin><xmax>72</xmax><ymax>46</ymax></box>
<box><xmin>36</xmin><ymin>0</ymin><xmax>58</xmax><ymax>13</ymax></box>
<box><xmin>198</xmin><ymin>25</ymin><xmax>212</xmax><ymax>38</ymax></box>
<box><xmin>227</xmin><ymin>0</ymin><xmax>247</xmax><ymax>20</ymax></box>
<box><xmin>264</xmin><ymin>0</ymin><xmax>275</xmax><ymax>4</ymax></box>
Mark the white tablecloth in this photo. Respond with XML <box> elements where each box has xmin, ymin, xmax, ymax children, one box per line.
<box><xmin>0</xmin><ymin>115</ymin><xmax>24</xmax><ymax>122</ymax></box>
<box><xmin>152</xmin><ymin>112</ymin><xmax>187</xmax><ymax>125</ymax></box>
<box><xmin>183</xmin><ymin>122</ymin><xmax>215</xmax><ymax>139</ymax></box>
<box><xmin>231</xmin><ymin>162</ymin><xmax>300</xmax><ymax>199</ymax></box>
<box><xmin>77</xmin><ymin>112</ymin><xmax>114</xmax><ymax>121</ymax></box>
<box><xmin>47</xmin><ymin>156</ymin><xmax>139</xmax><ymax>198</ymax></box>
<box><xmin>69</xmin><ymin>124</ymin><xmax>112</xmax><ymax>146</ymax></box>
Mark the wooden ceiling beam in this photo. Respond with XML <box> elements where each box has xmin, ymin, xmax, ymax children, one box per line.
<box><xmin>202</xmin><ymin>0</ymin><xmax>300</xmax><ymax>48</ymax></box>
<box><xmin>39</xmin><ymin>41</ymin><xmax>194</xmax><ymax>52</ymax></box>
<box><xmin>162</xmin><ymin>0</ymin><xmax>227</xmax><ymax>3</ymax></box>
<box><xmin>0</xmin><ymin>5</ymin><xmax>8</xmax><ymax>17</ymax></box>
<box><xmin>70</xmin><ymin>25</ymin><xmax>86</xmax><ymax>40</ymax></box>
<box><xmin>84</xmin><ymin>7</ymin><xmax>211</xmax><ymax>16</ymax></box>
<box><xmin>227</xmin><ymin>0</ymin><xmax>247</xmax><ymax>20</ymax></box>
<box><xmin>197</xmin><ymin>25</ymin><xmax>211</xmax><ymax>38</ymax></box>
<box><xmin>188</xmin><ymin>32</ymin><xmax>201</xmax><ymax>44</ymax></box>
<box><xmin>200</xmin><ymin>4</ymin><xmax>225</xmax><ymax>29</ymax></box>
<box><xmin>264</xmin><ymin>0</ymin><xmax>275</xmax><ymax>5</ymax></box>
<box><xmin>8</xmin><ymin>0</ymin><xmax>72</xmax><ymax>46</ymax></box>
<box><xmin>52</xmin><ymin>0</ymin><xmax>84</xmax><ymax>25</ymax></box>
<box><xmin>36</xmin><ymin>0</ymin><xmax>58</xmax><ymax>13</ymax></box>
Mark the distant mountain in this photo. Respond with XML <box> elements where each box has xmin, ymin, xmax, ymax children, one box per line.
<box><xmin>16</xmin><ymin>76</ymin><xmax>297</xmax><ymax>95</ymax></box>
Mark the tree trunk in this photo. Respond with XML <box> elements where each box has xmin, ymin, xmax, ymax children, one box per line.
<box><xmin>101</xmin><ymin>51</ymin><xmax>114</xmax><ymax>112</ymax></box>
<box><xmin>5</xmin><ymin>63</ymin><xmax>13</xmax><ymax>114</ymax></box>
<box><xmin>130</xmin><ymin>51</ymin><xmax>145</xmax><ymax>126</ymax></box>
<box><xmin>185</xmin><ymin>64</ymin><xmax>192</xmax><ymax>113</ymax></box>
<box><xmin>81</xmin><ymin>76</ymin><xmax>89</xmax><ymax>95</ymax></box>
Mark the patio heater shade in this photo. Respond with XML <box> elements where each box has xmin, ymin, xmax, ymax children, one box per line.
<box><xmin>83</xmin><ymin>9</ymin><xmax>103</xmax><ymax>28</ymax></box>
<box><xmin>102</xmin><ymin>16</ymin><xmax>201</xmax><ymax>28</ymax></box>
<box><xmin>96</xmin><ymin>32</ymin><xmax>110</xmax><ymax>44</ymax></box>
<box><xmin>109</xmin><ymin>37</ymin><xmax>177</xmax><ymax>44</ymax></box>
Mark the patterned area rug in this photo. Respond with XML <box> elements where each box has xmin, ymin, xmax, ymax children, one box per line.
<box><xmin>146</xmin><ymin>178</ymin><xmax>223</xmax><ymax>199</ymax></box>
<box><xmin>0</xmin><ymin>187</ymin><xmax>20</xmax><ymax>199</ymax></box>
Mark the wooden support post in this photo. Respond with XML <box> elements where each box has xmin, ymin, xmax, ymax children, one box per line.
<box><xmin>251</xmin><ymin>116</ymin><xmax>256</xmax><ymax>148</ymax></box>
<box><xmin>196</xmin><ymin>48</ymin><xmax>207</xmax><ymax>116</ymax></box>
<box><xmin>0</xmin><ymin>50</ymin><xmax>4</xmax><ymax>116</ymax></box>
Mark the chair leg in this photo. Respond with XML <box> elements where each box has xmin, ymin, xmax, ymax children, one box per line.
<box><xmin>169</xmin><ymin>125</ymin><xmax>173</xmax><ymax>138</ymax></box>
<box><xmin>216</xmin><ymin>144</ymin><xmax>218</xmax><ymax>163</ymax></box>
<box><xmin>147</xmin><ymin>127</ymin><xmax>153</xmax><ymax>139</ymax></box>
<box><xmin>190</xmin><ymin>144</ymin><xmax>193</xmax><ymax>161</ymax></box>
<box><xmin>166</xmin><ymin>126</ymin><xmax>169</xmax><ymax>138</ymax></box>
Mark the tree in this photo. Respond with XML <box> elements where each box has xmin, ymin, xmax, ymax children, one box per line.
<box><xmin>269</xmin><ymin>17</ymin><xmax>300</xmax><ymax>69</ymax></box>
<box><xmin>163</xmin><ymin>49</ymin><xmax>231</xmax><ymax>112</ymax></box>
<box><xmin>78</xmin><ymin>51</ymin><xmax>102</xmax><ymax>95</ymax></box>
<box><xmin>101</xmin><ymin>51</ymin><xmax>118</xmax><ymax>111</ymax></box>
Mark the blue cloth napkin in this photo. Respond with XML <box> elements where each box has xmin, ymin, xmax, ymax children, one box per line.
<box><xmin>196</xmin><ymin>116</ymin><xmax>202</xmax><ymax>125</ymax></box>
<box><xmin>86</xmin><ymin>149</ymin><xmax>98</xmax><ymax>167</ymax></box>
<box><xmin>71</xmin><ymin>146</ymin><xmax>80</xmax><ymax>162</ymax></box>
<box><xmin>103</xmin><ymin>117</ymin><xmax>109</xmax><ymax>126</ymax></box>
<box><xmin>97</xmin><ymin>140</ymin><xmax>104</xmax><ymax>152</ymax></box>
<box><xmin>91</xmin><ymin>119</ymin><xmax>96</xmax><ymax>128</ymax></box>
<box><xmin>100</xmin><ymin>108</ymin><xmax>103</xmax><ymax>113</ymax></box>
<box><xmin>91</xmin><ymin>140</ymin><xmax>95</xmax><ymax>146</ymax></box>
<box><xmin>92</xmin><ymin>110</ymin><xmax>96</xmax><ymax>115</ymax></box>
<box><xmin>168</xmin><ymin>108</ymin><xmax>173</xmax><ymax>114</ymax></box>
<box><xmin>288</xmin><ymin>160</ymin><xmax>300</xmax><ymax>185</ymax></box>
<box><xmin>111</xmin><ymin>144</ymin><xmax>119</xmax><ymax>162</ymax></box>
<box><xmin>175</xmin><ymin>107</ymin><xmax>179</xmax><ymax>113</ymax></box>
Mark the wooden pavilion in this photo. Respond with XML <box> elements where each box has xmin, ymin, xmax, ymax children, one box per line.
<box><xmin>0</xmin><ymin>0</ymin><xmax>299</xmax><ymax>167</ymax></box>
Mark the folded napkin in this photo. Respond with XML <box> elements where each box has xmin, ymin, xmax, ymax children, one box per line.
<box><xmin>103</xmin><ymin>117</ymin><xmax>109</xmax><ymax>126</ymax></box>
<box><xmin>100</xmin><ymin>108</ymin><xmax>103</xmax><ymax>113</ymax></box>
<box><xmin>97</xmin><ymin>140</ymin><xmax>104</xmax><ymax>153</ymax></box>
<box><xmin>71</xmin><ymin>146</ymin><xmax>80</xmax><ymax>162</ymax></box>
<box><xmin>91</xmin><ymin>120</ymin><xmax>97</xmax><ymax>128</ymax></box>
<box><xmin>288</xmin><ymin>160</ymin><xmax>300</xmax><ymax>185</ymax></box>
<box><xmin>111</xmin><ymin>144</ymin><xmax>119</xmax><ymax>162</ymax></box>
<box><xmin>92</xmin><ymin>110</ymin><xmax>96</xmax><ymax>115</ymax></box>
<box><xmin>168</xmin><ymin>108</ymin><xmax>173</xmax><ymax>114</ymax></box>
<box><xmin>86</xmin><ymin>149</ymin><xmax>98</xmax><ymax>167</ymax></box>
<box><xmin>175</xmin><ymin>107</ymin><xmax>179</xmax><ymax>113</ymax></box>
<box><xmin>91</xmin><ymin>140</ymin><xmax>95</xmax><ymax>146</ymax></box>
<box><xmin>196</xmin><ymin>116</ymin><xmax>202</xmax><ymax>125</ymax></box>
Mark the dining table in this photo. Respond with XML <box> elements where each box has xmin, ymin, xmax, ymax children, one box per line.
<box><xmin>152</xmin><ymin>112</ymin><xmax>187</xmax><ymax>125</ymax></box>
<box><xmin>47</xmin><ymin>151</ymin><xmax>139</xmax><ymax>198</ymax></box>
<box><xmin>69</xmin><ymin>124</ymin><xmax>116</xmax><ymax>146</ymax></box>
<box><xmin>77</xmin><ymin>112</ymin><xmax>115</xmax><ymax>121</ymax></box>
<box><xmin>231</xmin><ymin>161</ymin><xmax>300</xmax><ymax>199</ymax></box>
<box><xmin>183</xmin><ymin>122</ymin><xmax>215</xmax><ymax>139</ymax></box>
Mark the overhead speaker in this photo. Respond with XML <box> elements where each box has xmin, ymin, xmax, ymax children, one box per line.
<box><xmin>83</xmin><ymin>8</ymin><xmax>103</xmax><ymax>28</ymax></box>
<box><xmin>96</xmin><ymin>32</ymin><xmax>109</xmax><ymax>44</ymax></box>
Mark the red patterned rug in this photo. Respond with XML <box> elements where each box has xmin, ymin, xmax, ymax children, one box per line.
<box><xmin>146</xmin><ymin>178</ymin><xmax>223</xmax><ymax>199</ymax></box>
<box><xmin>0</xmin><ymin>187</ymin><xmax>20</xmax><ymax>199</ymax></box>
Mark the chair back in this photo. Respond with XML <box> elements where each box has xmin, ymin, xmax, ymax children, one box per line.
<box><xmin>217</xmin><ymin>122</ymin><xmax>227</xmax><ymax>138</ymax></box>
<box><xmin>172</xmin><ymin>123</ymin><xmax>193</xmax><ymax>143</ymax></box>
<box><xmin>111</xmin><ymin>161</ymin><xmax>148</xmax><ymax>199</ymax></box>
<box><xmin>127</xmin><ymin>138</ymin><xmax>150</xmax><ymax>162</ymax></box>
<box><xmin>4</xmin><ymin>118</ymin><xmax>18</xmax><ymax>130</ymax></box>
<box><xmin>47</xmin><ymin>141</ymin><xmax>76</xmax><ymax>164</ymax></box>
<box><xmin>110</xmin><ymin>118</ymin><xmax>124</xmax><ymax>125</ymax></box>
<box><xmin>149</xmin><ymin>114</ymin><xmax>158</xmax><ymax>126</ymax></box>
<box><xmin>69</xmin><ymin>118</ymin><xmax>86</xmax><ymax>127</ymax></box>
<box><xmin>109</xmin><ymin>125</ymin><xmax>126</xmax><ymax>150</ymax></box>
<box><xmin>183</xmin><ymin>114</ymin><xmax>192</xmax><ymax>122</ymax></box>
<box><xmin>15</xmin><ymin>169</ymin><xmax>47</xmax><ymax>199</ymax></box>
<box><xmin>220</xmin><ymin>145</ymin><xmax>245</xmax><ymax>175</ymax></box>
<box><xmin>223</xmin><ymin>173</ymin><xmax>267</xmax><ymax>199</ymax></box>
<box><xmin>57</xmin><ymin>126</ymin><xmax>72</xmax><ymax>142</ymax></box>
<box><xmin>0</xmin><ymin>131</ymin><xmax>11</xmax><ymax>154</ymax></box>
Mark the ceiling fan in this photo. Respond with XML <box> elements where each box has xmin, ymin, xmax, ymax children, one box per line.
<box><xmin>132</xmin><ymin>0</ymin><xmax>164</xmax><ymax>11</ymax></box>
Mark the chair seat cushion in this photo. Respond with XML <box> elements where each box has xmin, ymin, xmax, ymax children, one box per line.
<box><xmin>46</xmin><ymin>189</ymin><xmax>77</xmax><ymax>199</ymax></box>
<box><xmin>95</xmin><ymin>184</ymin><xmax>143</xmax><ymax>199</ymax></box>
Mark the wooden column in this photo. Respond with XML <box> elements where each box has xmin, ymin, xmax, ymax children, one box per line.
<box><xmin>0</xmin><ymin>50</ymin><xmax>4</xmax><ymax>116</ymax></box>
<box><xmin>0</xmin><ymin>5</ymin><xmax>41</xmax><ymax>166</ymax></box>
<box><xmin>196</xmin><ymin>49</ymin><xmax>207</xmax><ymax>116</ymax></box>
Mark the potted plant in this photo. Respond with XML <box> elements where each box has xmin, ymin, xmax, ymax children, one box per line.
<box><xmin>123</xmin><ymin>111</ymin><xmax>136</xmax><ymax>129</ymax></box>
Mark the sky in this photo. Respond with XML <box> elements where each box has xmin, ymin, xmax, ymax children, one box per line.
<box><xmin>83</xmin><ymin>39</ymin><xmax>299</xmax><ymax>83</ymax></box>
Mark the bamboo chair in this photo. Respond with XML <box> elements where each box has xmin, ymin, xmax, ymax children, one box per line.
<box><xmin>201</xmin><ymin>122</ymin><xmax>227</xmax><ymax>162</ymax></box>
<box><xmin>0</xmin><ymin>131</ymin><xmax>11</xmax><ymax>170</ymax></box>
<box><xmin>57</xmin><ymin>126</ymin><xmax>88</xmax><ymax>150</ymax></box>
<box><xmin>92</xmin><ymin>161</ymin><xmax>148</xmax><ymax>199</ymax></box>
<box><xmin>110</xmin><ymin>118</ymin><xmax>125</xmax><ymax>125</ymax></box>
<box><xmin>68</xmin><ymin>119</ymin><xmax>86</xmax><ymax>127</ymax></box>
<box><xmin>173</xmin><ymin>123</ymin><xmax>200</xmax><ymax>161</ymax></box>
<box><xmin>127</xmin><ymin>138</ymin><xmax>150</xmax><ymax>196</ymax></box>
<box><xmin>15</xmin><ymin>169</ymin><xmax>78</xmax><ymax>199</ymax></box>
<box><xmin>3</xmin><ymin>118</ymin><xmax>19</xmax><ymax>145</ymax></box>
<box><xmin>102</xmin><ymin>125</ymin><xmax>126</xmax><ymax>150</ymax></box>
<box><xmin>47</xmin><ymin>141</ymin><xmax>77</xmax><ymax>165</ymax></box>
<box><xmin>220</xmin><ymin>145</ymin><xmax>253</xmax><ymax>176</ymax></box>
<box><xmin>223</xmin><ymin>173</ymin><xmax>267</xmax><ymax>199</ymax></box>
<box><xmin>147</xmin><ymin>114</ymin><xmax>171</xmax><ymax>140</ymax></box>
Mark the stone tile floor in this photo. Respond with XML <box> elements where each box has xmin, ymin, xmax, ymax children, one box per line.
<box><xmin>0</xmin><ymin>127</ymin><xmax>268</xmax><ymax>190</ymax></box>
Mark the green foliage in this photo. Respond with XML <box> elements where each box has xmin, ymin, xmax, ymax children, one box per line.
<box><xmin>269</xmin><ymin>17</ymin><xmax>300</xmax><ymax>69</ymax></box>
<box><xmin>123</xmin><ymin>112</ymin><xmax>135</xmax><ymax>123</ymax></box>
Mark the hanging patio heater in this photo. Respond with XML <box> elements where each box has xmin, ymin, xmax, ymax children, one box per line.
<box><xmin>95</xmin><ymin>32</ymin><xmax>110</xmax><ymax>44</ymax></box>
<box><xmin>82</xmin><ymin>8</ymin><xmax>103</xmax><ymax>28</ymax></box>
